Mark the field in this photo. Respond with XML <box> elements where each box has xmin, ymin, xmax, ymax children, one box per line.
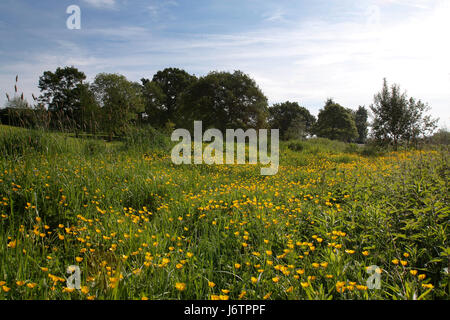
<box><xmin>0</xmin><ymin>125</ymin><xmax>448</xmax><ymax>300</ymax></box>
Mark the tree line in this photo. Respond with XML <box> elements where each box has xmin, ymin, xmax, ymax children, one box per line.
<box><xmin>1</xmin><ymin>66</ymin><xmax>438</xmax><ymax>147</ymax></box>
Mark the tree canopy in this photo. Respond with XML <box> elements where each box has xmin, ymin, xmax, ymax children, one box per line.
<box><xmin>268</xmin><ymin>101</ymin><xmax>316</xmax><ymax>140</ymax></box>
<box><xmin>314</xmin><ymin>99</ymin><xmax>358</xmax><ymax>142</ymax></box>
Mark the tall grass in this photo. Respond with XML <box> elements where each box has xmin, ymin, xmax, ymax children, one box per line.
<box><xmin>0</xmin><ymin>126</ymin><xmax>448</xmax><ymax>300</ymax></box>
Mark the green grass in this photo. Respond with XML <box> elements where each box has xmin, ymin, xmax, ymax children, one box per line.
<box><xmin>0</xmin><ymin>125</ymin><xmax>448</xmax><ymax>300</ymax></box>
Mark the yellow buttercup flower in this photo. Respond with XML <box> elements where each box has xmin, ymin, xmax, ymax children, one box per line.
<box><xmin>175</xmin><ymin>282</ymin><xmax>186</xmax><ymax>291</ymax></box>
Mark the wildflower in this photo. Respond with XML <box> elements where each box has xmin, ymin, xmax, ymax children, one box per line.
<box><xmin>7</xmin><ymin>240</ymin><xmax>16</xmax><ymax>248</ymax></box>
<box><xmin>26</xmin><ymin>283</ymin><xmax>37</xmax><ymax>289</ymax></box>
<box><xmin>234</xmin><ymin>263</ymin><xmax>241</xmax><ymax>269</ymax></box>
<box><xmin>16</xmin><ymin>281</ymin><xmax>25</xmax><ymax>286</ymax></box>
<box><xmin>410</xmin><ymin>270</ymin><xmax>418</xmax><ymax>276</ymax></box>
<box><xmin>2</xmin><ymin>286</ymin><xmax>11</xmax><ymax>292</ymax></box>
<box><xmin>392</xmin><ymin>259</ymin><xmax>399</xmax><ymax>265</ymax></box>
<box><xmin>208</xmin><ymin>281</ymin><xmax>216</xmax><ymax>288</ymax></box>
<box><xmin>300</xmin><ymin>282</ymin><xmax>309</xmax><ymax>288</ymax></box>
<box><xmin>400</xmin><ymin>260</ymin><xmax>407</xmax><ymax>266</ymax></box>
<box><xmin>421</xmin><ymin>283</ymin><xmax>434</xmax><ymax>289</ymax></box>
<box><xmin>272</xmin><ymin>277</ymin><xmax>280</xmax><ymax>283</ymax></box>
<box><xmin>418</xmin><ymin>274</ymin><xmax>426</xmax><ymax>281</ymax></box>
<box><xmin>175</xmin><ymin>282</ymin><xmax>186</xmax><ymax>291</ymax></box>
<box><xmin>238</xmin><ymin>291</ymin><xmax>246</xmax><ymax>299</ymax></box>
<box><xmin>362</xmin><ymin>251</ymin><xmax>369</xmax><ymax>256</ymax></box>
<box><xmin>75</xmin><ymin>257</ymin><xmax>83</xmax><ymax>263</ymax></box>
<box><xmin>251</xmin><ymin>277</ymin><xmax>258</xmax><ymax>284</ymax></box>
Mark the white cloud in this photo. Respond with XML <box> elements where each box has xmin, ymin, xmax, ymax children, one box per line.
<box><xmin>82</xmin><ymin>0</ymin><xmax>116</xmax><ymax>9</ymax></box>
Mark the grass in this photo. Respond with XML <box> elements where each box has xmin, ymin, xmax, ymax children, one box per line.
<box><xmin>0</xmin><ymin>125</ymin><xmax>448</xmax><ymax>300</ymax></box>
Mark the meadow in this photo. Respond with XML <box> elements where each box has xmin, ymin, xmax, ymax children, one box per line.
<box><xmin>0</xmin><ymin>125</ymin><xmax>448</xmax><ymax>300</ymax></box>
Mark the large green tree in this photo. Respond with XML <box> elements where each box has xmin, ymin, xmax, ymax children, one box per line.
<box><xmin>92</xmin><ymin>73</ymin><xmax>144</xmax><ymax>141</ymax></box>
<box><xmin>353</xmin><ymin>106</ymin><xmax>369</xmax><ymax>144</ymax></box>
<box><xmin>314</xmin><ymin>99</ymin><xmax>358</xmax><ymax>142</ymax></box>
<box><xmin>268</xmin><ymin>101</ymin><xmax>316</xmax><ymax>140</ymax></box>
<box><xmin>38</xmin><ymin>66</ymin><xmax>86</xmax><ymax>130</ymax></box>
<box><xmin>179</xmin><ymin>70</ymin><xmax>268</xmax><ymax>131</ymax></box>
<box><xmin>140</xmin><ymin>79</ymin><xmax>167</xmax><ymax>127</ymax></box>
<box><xmin>149</xmin><ymin>68</ymin><xmax>197</xmax><ymax>126</ymax></box>
<box><xmin>370</xmin><ymin>78</ymin><xmax>438</xmax><ymax>148</ymax></box>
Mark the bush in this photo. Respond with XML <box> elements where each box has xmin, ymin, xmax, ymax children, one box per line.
<box><xmin>287</xmin><ymin>141</ymin><xmax>304</xmax><ymax>152</ymax></box>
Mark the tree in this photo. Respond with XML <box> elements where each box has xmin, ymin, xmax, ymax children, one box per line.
<box><xmin>314</xmin><ymin>99</ymin><xmax>358</xmax><ymax>142</ymax></box>
<box><xmin>370</xmin><ymin>78</ymin><xmax>438</xmax><ymax>148</ymax></box>
<box><xmin>268</xmin><ymin>101</ymin><xmax>315</xmax><ymax>140</ymax></box>
<box><xmin>92</xmin><ymin>73</ymin><xmax>144</xmax><ymax>141</ymax></box>
<box><xmin>140</xmin><ymin>80</ymin><xmax>166</xmax><ymax>127</ymax></box>
<box><xmin>354</xmin><ymin>106</ymin><xmax>368</xmax><ymax>144</ymax></box>
<box><xmin>38</xmin><ymin>66</ymin><xmax>86</xmax><ymax>130</ymax></box>
<box><xmin>150</xmin><ymin>68</ymin><xmax>197</xmax><ymax>126</ymax></box>
<box><xmin>179</xmin><ymin>70</ymin><xmax>268</xmax><ymax>132</ymax></box>
<box><xmin>77</xmin><ymin>84</ymin><xmax>101</xmax><ymax>135</ymax></box>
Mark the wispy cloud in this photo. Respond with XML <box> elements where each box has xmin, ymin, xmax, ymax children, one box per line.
<box><xmin>82</xmin><ymin>0</ymin><xmax>117</xmax><ymax>9</ymax></box>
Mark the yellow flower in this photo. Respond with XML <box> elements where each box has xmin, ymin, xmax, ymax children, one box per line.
<box><xmin>2</xmin><ymin>285</ymin><xmax>11</xmax><ymax>292</ymax></box>
<box><xmin>263</xmin><ymin>292</ymin><xmax>271</xmax><ymax>300</ymax></box>
<box><xmin>16</xmin><ymin>281</ymin><xmax>25</xmax><ymax>286</ymax></box>
<box><xmin>186</xmin><ymin>252</ymin><xmax>194</xmax><ymax>258</ymax></box>
<box><xmin>418</xmin><ymin>274</ymin><xmax>426</xmax><ymax>280</ymax></box>
<box><xmin>300</xmin><ymin>282</ymin><xmax>309</xmax><ymax>288</ymax></box>
<box><xmin>285</xmin><ymin>286</ymin><xmax>294</xmax><ymax>293</ymax></box>
<box><xmin>362</xmin><ymin>251</ymin><xmax>369</xmax><ymax>256</ymax></box>
<box><xmin>141</xmin><ymin>296</ymin><xmax>149</xmax><ymax>300</ymax></box>
<box><xmin>421</xmin><ymin>283</ymin><xmax>434</xmax><ymax>289</ymax></box>
<box><xmin>81</xmin><ymin>286</ymin><xmax>89</xmax><ymax>294</ymax></box>
<box><xmin>403</xmin><ymin>253</ymin><xmax>410</xmax><ymax>258</ymax></box>
<box><xmin>345</xmin><ymin>249</ymin><xmax>355</xmax><ymax>254</ymax></box>
<box><xmin>410</xmin><ymin>270</ymin><xmax>418</xmax><ymax>276</ymax></box>
<box><xmin>219</xmin><ymin>295</ymin><xmax>229</xmax><ymax>300</ymax></box>
<box><xmin>7</xmin><ymin>240</ymin><xmax>16</xmax><ymax>248</ymax></box>
<box><xmin>234</xmin><ymin>263</ymin><xmax>241</xmax><ymax>269</ymax></box>
<box><xmin>238</xmin><ymin>290</ymin><xmax>246</xmax><ymax>299</ymax></box>
<box><xmin>62</xmin><ymin>287</ymin><xmax>75</xmax><ymax>293</ymax></box>
<box><xmin>175</xmin><ymin>282</ymin><xmax>186</xmax><ymax>291</ymax></box>
<box><xmin>266</xmin><ymin>250</ymin><xmax>272</xmax><ymax>256</ymax></box>
<box><xmin>75</xmin><ymin>257</ymin><xmax>83</xmax><ymax>263</ymax></box>
<box><xmin>26</xmin><ymin>283</ymin><xmax>37</xmax><ymax>289</ymax></box>
<box><xmin>272</xmin><ymin>277</ymin><xmax>280</xmax><ymax>283</ymax></box>
<box><xmin>400</xmin><ymin>260</ymin><xmax>408</xmax><ymax>266</ymax></box>
<box><xmin>392</xmin><ymin>259</ymin><xmax>399</xmax><ymax>265</ymax></box>
<box><xmin>40</xmin><ymin>267</ymin><xmax>49</xmax><ymax>272</ymax></box>
<box><xmin>210</xmin><ymin>295</ymin><xmax>220</xmax><ymax>300</ymax></box>
<box><xmin>208</xmin><ymin>281</ymin><xmax>216</xmax><ymax>288</ymax></box>
<box><xmin>251</xmin><ymin>277</ymin><xmax>258</xmax><ymax>284</ymax></box>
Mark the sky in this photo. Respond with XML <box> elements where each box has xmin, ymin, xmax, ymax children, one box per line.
<box><xmin>0</xmin><ymin>0</ymin><xmax>449</xmax><ymax>128</ymax></box>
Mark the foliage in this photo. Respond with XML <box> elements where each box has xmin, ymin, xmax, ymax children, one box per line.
<box><xmin>314</xmin><ymin>99</ymin><xmax>358</xmax><ymax>142</ymax></box>
<box><xmin>91</xmin><ymin>73</ymin><xmax>144</xmax><ymax>141</ymax></box>
<box><xmin>269</xmin><ymin>102</ymin><xmax>316</xmax><ymax>140</ymax></box>
<box><xmin>370</xmin><ymin>78</ymin><xmax>438</xmax><ymax>148</ymax></box>
<box><xmin>179</xmin><ymin>70</ymin><xmax>268</xmax><ymax>132</ymax></box>
<box><xmin>0</xmin><ymin>126</ymin><xmax>447</xmax><ymax>300</ymax></box>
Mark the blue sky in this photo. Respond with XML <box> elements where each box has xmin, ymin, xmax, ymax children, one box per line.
<box><xmin>0</xmin><ymin>0</ymin><xmax>449</xmax><ymax>127</ymax></box>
